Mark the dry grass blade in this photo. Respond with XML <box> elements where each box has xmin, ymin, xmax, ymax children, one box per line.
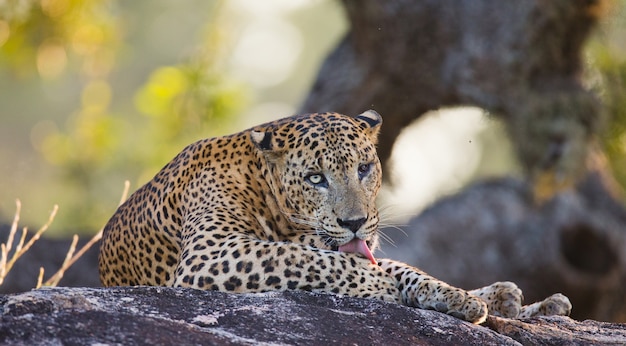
<box><xmin>39</xmin><ymin>235</ymin><xmax>79</xmax><ymax>288</ymax></box>
<box><xmin>2</xmin><ymin>200</ymin><xmax>20</xmax><ymax>265</ymax></box>
<box><xmin>0</xmin><ymin>180</ymin><xmax>131</xmax><ymax>289</ymax></box>
<box><xmin>0</xmin><ymin>201</ymin><xmax>58</xmax><ymax>286</ymax></box>
<box><xmin>19</xmin><ymin>205</ymin><xmax>58</xmax><ymax>255</ymax></box>
<box><xmin>39</xmin><ymin>180</ymin><xmax>131</xmax><ymax>288</ymax></box>
<box><xmin>0</xmin><ymin>243</ymin><xmax>7</xmax><ymax>286</ymax></box>
<box><xmin>41</xmin><ymin>233</ymin><xmax>93</xmax><ymax>288</ymax></box>
<box><xmin>36</xmin><ymin>267</ymin><xmax>44</xmax><ymax>289</ymax></box>
<box><xmin>0</xmin><ymin>200</ymin><xmax>21</xmax><ymax>285</ymax></box>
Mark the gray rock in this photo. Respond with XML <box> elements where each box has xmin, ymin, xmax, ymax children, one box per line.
<box><xmin>380</xmin><ymin>176</ymin><xmax>626</xmax><ymax>322</ymax></box>
<box><xmin>1</xmin><ymin>287</ymin><xmax>625</xmax><ymax>345</ymax></box>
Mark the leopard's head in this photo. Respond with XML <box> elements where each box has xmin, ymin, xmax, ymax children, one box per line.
<box><xmin>251</xmin><ymin>110</ymin><xmax>383</xmax><ymax>263</ymax></box>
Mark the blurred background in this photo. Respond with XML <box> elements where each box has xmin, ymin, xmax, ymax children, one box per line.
<box><xmin>0</xmin><ymin>0</ymin><xmax>346</xmax><ymax>232</ymax></box>
<box><xmin>0</xmin><ymin>0</ymin><xmax>625</xmax><ymax>237</ymax></box>
<box><xmin>2</xmin><ymin>0</ymin><xmax>626</xmax><ymax>323</ymax></box>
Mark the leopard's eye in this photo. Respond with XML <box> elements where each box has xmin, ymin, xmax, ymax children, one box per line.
<box><xmin>358</xmin><ymin>163</ymin><xmax>373</xmax><ymax>180</ymax></box>
<box><xmin>305</xmin><ymin>173</ymin><xmax>328</xmax><ymax>187</ymax></box>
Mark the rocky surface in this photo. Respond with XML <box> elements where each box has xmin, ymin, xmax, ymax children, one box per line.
<box><xmin>381</xmin><ymin>176</ymin><xmax>626</xmax><ymax>322</ymax></box>
<box><xmin>1</xmin><ymin>287</ymin><xmax>625</xmax><ymax>345</ymax></box>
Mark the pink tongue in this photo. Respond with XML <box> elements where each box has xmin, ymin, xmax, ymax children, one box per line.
<box><xmin>338</xmin><ymin>239</ymin><xmax>377</xmax><ymax>265</ymax></box>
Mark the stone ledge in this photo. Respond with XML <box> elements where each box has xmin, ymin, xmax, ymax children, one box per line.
<box><xmin>1</xmin><ymin>287</ymin><xmax>624</xmax><ymax>345</ymax></box>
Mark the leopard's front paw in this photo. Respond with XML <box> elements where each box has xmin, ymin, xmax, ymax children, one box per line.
<box><xmin>470</xmin><ymin>281</ymin><xmax>523</xmax><ymax>318</ymax></box>
<box><xmin>542</xmin><ymin>293</ymin><xmax>572</xmax><ymax>316</ymax></box>
<box><xmin>447</xmin><ymin>293</ymin><xmax>488</xmax><ymax>324</ymax></box>
<box><xmin>519</xmin><ymin>293</ymin><xmax>572</xmax><ymax>319</ymax></box>
<box><xmin>421</xmin><ymin>287</ymin><xmax>488</xmax><ymax>324</ymax></box>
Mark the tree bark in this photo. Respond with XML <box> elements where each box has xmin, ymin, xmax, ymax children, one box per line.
<box><xmin>301</xmin><ymin>0</ymin><xmax>605</xmax><ymax>179</ymax></box>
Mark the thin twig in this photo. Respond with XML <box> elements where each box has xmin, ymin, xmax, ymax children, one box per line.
<box><xmin>0</xmin><ymin>203</ymin><xmax>57</xmax><ymax>286</ymax></box>
<box><xmin>42</xmin><ymin>233</ymin><xmax>90</xmax><ymax>287</ymax></box>
<box><xmin>41</xmin><ymin>235</ymin><xmax>79</xmax><ymax>288</ymax></box>
<box><xmin>0</xmin><ymin>244</ymin><xmax>7</xmax><ymax>286</ymax></box>
<box><xmin>3</xmin><ymin>200</ymin><xmax>21</xmax><ymax>263</ymax></box>
<box><xmin>39</xmin><ymin>180</ymin><xmax>131</xmax><ymax>288</ymax></box>
<box><xmin>0</xmin><ymin>200</ymin><xmax>21</xmax><ymax>284</ymax></box>
<box><xmin>14</xmin><ymin>227</ymin><xmax>27</xmax><ymax>256</ymax></box>
<box><xmin>36</xmin><ymin>267</ymin><xmax>44</xmax><ymax>289</ymax></box>
<box><xmin>9</xmin><ymin>205</ymin><xmax>58</xmax><ymax>265</ymax></box>
<box><xmin>118</xmin><ymin>180</ymin><xmax>131</xmax><ymax>205</ymax></box>
<box><xmin>1</xmin><ymin>180</ymin><xmax>132</xmax><ymax>289</ymax></box>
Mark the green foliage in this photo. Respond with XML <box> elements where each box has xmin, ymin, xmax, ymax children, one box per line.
<box><xmin>132</xmin><ymin>60</ymin><xmax>247</xmax><ymax>177</ymax></box>
<box><xmin>0</xmin><ymin>0</ymin><xmax>120</xmax><ymax>79</ymax></box>
<box><xmin>0</xmin><ymin>0</ymin><xmax>248</xmax><ymax>230</ymax></box>
<box><xmin>592</xmin><ymin>44</ymin><xmax>626</xmax><ymax>186</ymax></box>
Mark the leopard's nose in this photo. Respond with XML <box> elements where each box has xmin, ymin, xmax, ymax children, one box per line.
<box><xmin>337</xmin><ymin>217</ymin><xmax>367</xmax><ymax>233</ymax></box>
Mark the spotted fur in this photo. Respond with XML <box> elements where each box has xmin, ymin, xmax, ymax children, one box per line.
<box><xmin>99</xmin><ymin>111</ymin><xmax>571</xmax><ymax>324</ymax></box>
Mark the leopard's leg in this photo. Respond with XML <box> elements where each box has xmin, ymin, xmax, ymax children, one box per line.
<box><xmin>468</xmin><ymin>281</ymin><xmax>523</xmax><ymax>318</ymax></box>
<box><xmin>518</xmin><ymin>293</ymin><xmax>572</xmax><ymax>319</ymax></box>
<box><xmin>378</xmin><ymin>259</ymin><xmax>488</xmax><ymax>324</ymax></box>
<box><xmin>174</xmin><ymin>229</ymin><xmax>402</xmax><ymax>303</ymax></box>
<box><xmin>469</xmin><ymin>282</ymin><xmax>571</xmax><ymax>319</ymax></box>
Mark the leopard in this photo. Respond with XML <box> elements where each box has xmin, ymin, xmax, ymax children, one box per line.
<box><xmin>99</xmin><ymin>110</ymin><xmax>571</xmax><ymax>324</ymax></box>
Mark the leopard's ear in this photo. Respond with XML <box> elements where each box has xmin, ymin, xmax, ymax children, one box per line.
<box><xmin>250</xmin><ymin>130</ymin><xmax>274</xmax><ymax>151</ymax></box>
<box><xmin>355</xmin><ymin>110</ymin><xmax>382</xmax><ymax>143</ymax></box>
<box><xmin>250</xmin><ymin>129</ymin><xmax>287</xmax><ymax>161</ymax></box>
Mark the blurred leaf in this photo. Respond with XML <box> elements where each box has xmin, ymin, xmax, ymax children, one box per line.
<box><xmin>588</xmin><ymin>37</ymin><xmax>626</xmax><ymax>188</ymax></box>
